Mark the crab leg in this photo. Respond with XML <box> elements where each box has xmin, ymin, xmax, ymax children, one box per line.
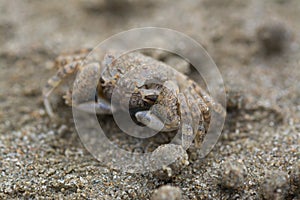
<box><xmin>75</xmin><ymin>100</ymin><xmax>113</xmax><ymax>114</ymax></box>
<box><xmin>53</xmin><ymin>48</ymin><xmax>92</xmax><ymax>69</ymax></box>
<box><xmin>191</xmin><ymin>81</ymin><xmax>226</xmax><ymax>118</ymax></box>
<box><xmin>186</xmin><ymin>90</ymin><xmax>206</xmax><ymax>147</ymax></box>
<box><xmin>177</xmin><ymin>93</ymin><xmax>194</xmax><ymax>149</ymax></box>
<box><xmin>43</xmin><ymin>49</ymin><xmax>92</xmax><ymax>117</ymax></box>
<box><xmin>43</xmin><ymin>60</ymin><xmax>85</xmax><ymax>117</ymax></box>
<box><xmin>71</xmin><ymin>62</ymin><xmax>116</xmax><ymax>115</ymax></box>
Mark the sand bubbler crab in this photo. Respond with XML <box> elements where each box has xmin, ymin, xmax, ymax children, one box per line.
<box><xmin>43</xmin><ymin>49</ymin><xmax>226</xmax><ymax>149</ymax></box>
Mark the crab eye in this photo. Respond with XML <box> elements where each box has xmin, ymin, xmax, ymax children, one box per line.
<box><xmin>100</xmin><ymin>77</ymin><xmax>104</xmax><ymax>83</ymax></box>
<box><xmin>144</xmin><ymin>94</ymin><xmax>158</xmax><ymax>104</ymax></box>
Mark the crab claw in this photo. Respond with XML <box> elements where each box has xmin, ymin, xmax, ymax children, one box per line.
<box><xmin>75</xmin><ymin>99</ymin><xmax>114</xmax><ymax>114</ymax></box>
<box><xmin>135</xmin><ymin>110</ymin><xmax>165</xmax><ymax>132</ymax></box>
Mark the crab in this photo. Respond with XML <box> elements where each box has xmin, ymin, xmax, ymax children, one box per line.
<box><xmin>43</xmin><ymin>49</ymin><xmax>225</xmax><ymax>149</ymax></box>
